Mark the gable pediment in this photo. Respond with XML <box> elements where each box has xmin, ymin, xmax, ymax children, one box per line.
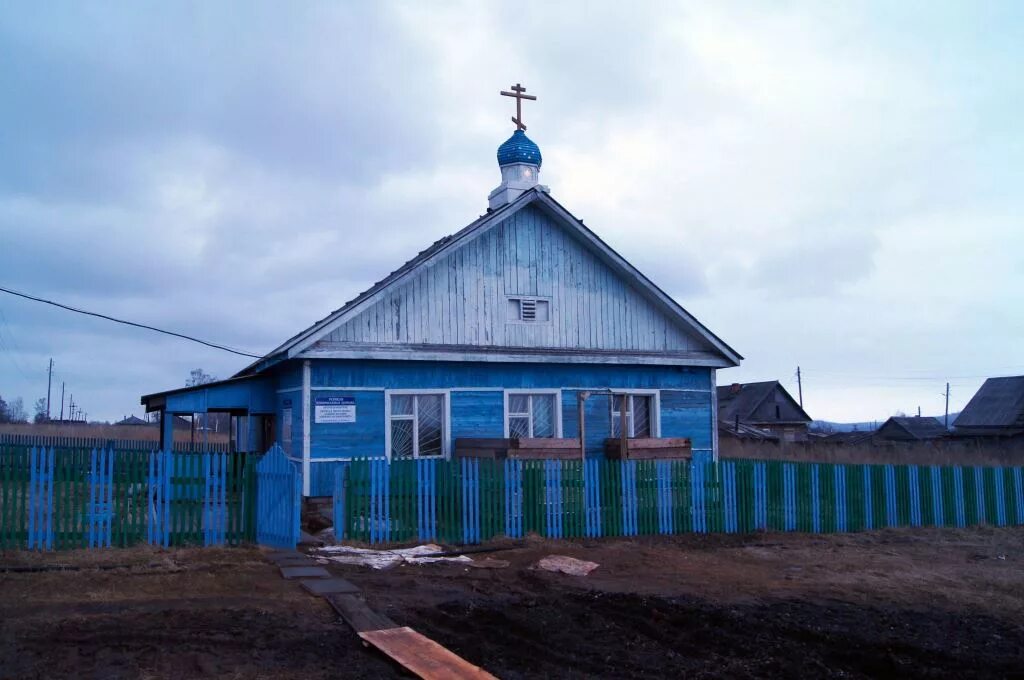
<box><xmin>311</xmin><ymin>197</ymin><xmax>735</xmax><ymax>363</ymax></box>
<box><xmin>242</xmin><ymin>190</ymin><xmax>740</xmax><ymax>373</ymax></box>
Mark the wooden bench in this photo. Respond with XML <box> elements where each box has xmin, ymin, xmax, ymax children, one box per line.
<box><xmin>604</xmin><ymin>437</ymin><xmax>692</xmax><ymax>460</ymax></box>
<box><xmin>454</xmin><ymin>437</ymin><xmax>584</xmax><ymax>460</ymax></box>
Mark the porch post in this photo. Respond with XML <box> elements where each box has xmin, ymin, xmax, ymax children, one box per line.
<box><xmin>302</xmin><ymin>360</ymin><xmax>311</xmax><ymax>496</ymax></box>
<box><xmin>711</xmin><ymin>369</ymin><xmax>719</xmax><ymax>462</ymax></box>
<box><xmin>161</xmin><ymin>409</ymin><xmax>174</xmax><ymax>452</ymax></box>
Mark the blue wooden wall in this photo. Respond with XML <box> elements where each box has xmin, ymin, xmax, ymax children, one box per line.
<box><xmin>310</xmin><ymin>390</ymin><xmax>385</xmax><ymax>458</ymax></box>
<box><xmin>451</xmin><ymin>391</ymin><xmax>505</xmax><ymax>439</ymax></box>
<box><xmin>162</xmin><ymin>377</ymin><xmax>276</xmax><ymax>415</ymax></box>
<box><xmin>278</xmin><ymin>359</ymin><xmax>715</xmax><ymax>469</ymax></box>
<box><xmin>307</xmin><ymin>360</ymin><xmax>709</xmax><ymax>390</ymax></box>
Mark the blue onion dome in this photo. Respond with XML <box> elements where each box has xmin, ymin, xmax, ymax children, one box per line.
<box><xmin>497</xmin><ymin>129</ymin><xmax>542</xmax><ymax>167</ymax></box>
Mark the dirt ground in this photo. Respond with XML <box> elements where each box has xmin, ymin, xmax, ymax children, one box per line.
<box><xmin>2</xmin><ymin>528</ymin><xmax>1023</xmax><ymax>679</ymax></box>
<box><xmin>0</xmin><ymin>546</ymin><xmax>398</xmax><ymax>679</ymax></box>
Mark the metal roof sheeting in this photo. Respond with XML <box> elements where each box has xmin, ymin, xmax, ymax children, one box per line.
<box><xmin>954</xmin><ymin>376</ymin><xmax>1024</xmax><ymax>429</ymax></box>
<box><xmin>879</xmin><ymin>416</ymin><xmax>948</xmax><ymax>440</ymax></box>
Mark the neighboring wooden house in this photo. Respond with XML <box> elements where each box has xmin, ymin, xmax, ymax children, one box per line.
<box><xmin>114</xmin><ymin>415</ymin><xmax>149</xmax><ymax>426</ymax></box>
<box><xmin>816</xmin><ymin>430</ymin><xmax>875</xmax><ymax>445</ymax></box>
<box><xmin>718</xmin><ymin>418</ymin><xmax>778</xmax><ymax>443</ymax></box>
<box><xmin>874</xmin><ymin>416</ymin><xmax>947</xmax><ymax>442</ymax></box>
<box><xmin>716</xmin><ymin>381</ymin><xmax>811</xmax><ymax>442</ymax></box>
<box><xmin>953</xmin><ymin>376</ymin><xmax>1024</xmax><ymax>438</ymax></box>
<box><xmin>141</xmin><ymin>105</ymin><xmax>742</xmax><ymax>495</ymax></box>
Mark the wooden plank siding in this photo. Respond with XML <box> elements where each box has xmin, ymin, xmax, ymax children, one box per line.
<box><xmin>295</xmin><ymin>361</ymin><xmax>714</xmax><ymax>471</ymax></box>
<box><xmin>316</xmin><ymin>205</ymin><xmax>704</xmax><ymax>354</ymax></box>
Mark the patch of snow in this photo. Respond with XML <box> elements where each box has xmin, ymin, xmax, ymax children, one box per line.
<box><xmin>534</xmin><ymin>555</ymin><xmax>599</xmax><ymax>576</ymax></box>
<box><xmin>314</xmin><ymin>544</ymin><xmax>472</xmax><ymax>570</ymax></box>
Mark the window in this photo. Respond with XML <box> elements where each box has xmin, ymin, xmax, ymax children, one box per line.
<box><xmin>507</xmin><ymin>297</ymin><xmax>550</xmax><ymax>323</ymax></box>
<box><xmin>506</xmin><ymin>392</ymin><xmax>558</xmax><ymax>439</ymax></box>
<box><xmin>611</xmin><ymin>394</ymin><xmax>656</xmax><ymax>438</ymax></box>
<box><xmin>389</xmin><ymin>393</ymin><xmax>446</xmax><ymax>459</ymax></box>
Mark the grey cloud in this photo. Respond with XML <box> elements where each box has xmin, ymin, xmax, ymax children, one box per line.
<box><xmin>0</xmin><ymin>2</ymin><xmax>1021</xmax><ymax>422</ymax></box>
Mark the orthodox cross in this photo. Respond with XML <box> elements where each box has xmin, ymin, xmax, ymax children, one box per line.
<box><xmin>500</xmin><ymin>83</ymin><xmax>537</xmax><ymax>131</ymax></box>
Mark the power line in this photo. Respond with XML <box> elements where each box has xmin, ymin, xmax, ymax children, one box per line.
<box><xmin>0</xmin><ymin>308</ymin><xmax>35</xmax><ymax>380</ymax></box>
<box><xmin>800</xmin><ymin>368</ymin><xmax>1018</xmax><ymax>383</ymax></box>
<box><xmin>0</xmin><ymin>285</ymin><xmax>262</xmax><ymax>359</ymax></box>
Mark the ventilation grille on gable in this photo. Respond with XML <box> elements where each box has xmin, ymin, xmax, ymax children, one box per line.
<box><xmin>506</xmin><ymin>297</ymin><xmax>550</xmax><ymax>323</ymax></box>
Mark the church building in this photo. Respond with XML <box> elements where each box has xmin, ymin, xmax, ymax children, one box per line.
<box><xmin>141</xmin><ymin>85</ymin><xmax>742</xmax><ymax>495</ymax></box>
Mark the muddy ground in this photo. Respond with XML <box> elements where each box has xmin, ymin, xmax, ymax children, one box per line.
<box><xmin>0</xmin><ymin>546</ymin><xmax>398</xmax><ymax>679</ymax></box>
<box><xmin>2</xmin><ymin>528</ymin><xmax>1023</xmax><ymax>678</ymax></box>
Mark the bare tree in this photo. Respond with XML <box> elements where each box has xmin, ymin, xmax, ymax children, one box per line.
<box><xmin>186</xmin><ymin>368</ymin><xmax>217</xmax><ymax>387</ymax></box>
<box><xmin>7</xmin><ymin>398</ymin><xmax>27</xmax><ymax>424</ymax></box>
<box><xmin>33</xmin><ymin>397</ymin><xmax>48</xmax><ymax>423</ymax></box>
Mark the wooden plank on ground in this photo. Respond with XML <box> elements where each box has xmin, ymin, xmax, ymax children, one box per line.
<box><xmin>280</xmin><ymin>566</ymin><xmax>330</xmax><ymax>579</ymax></box>
<box><xmin>300</xmin><ymin>577</ymin><xmax>360</xmax><ymax>596</ymax></box>
<box><xmin>325</xmin><ymin>593</ymin><xmax>397</xmax><ymax>632</ymax></box>
<box><xmin>359</xmin><ymin>626</ymin><xmax>497</xmax><ymax>680</ymax></box>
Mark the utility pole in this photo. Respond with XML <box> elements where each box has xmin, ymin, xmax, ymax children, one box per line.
<box><xmin>944</xmin><ymin>382</ymin><xmax>950</xmax><ymax>429</ymax></box>
<box><xmin>60</xmin><ymin>382</ymin><xmax>65</xmax><ymax>421</ymax></box>
<box><xmin>796</xmin><ymin>366</ymin><xmax>804</xmax><ymax>408</ymax></box>
<box><xmin>46</xmin><ymin>358</ymin><xmax>53</xmax><ymax>419</ymax></box>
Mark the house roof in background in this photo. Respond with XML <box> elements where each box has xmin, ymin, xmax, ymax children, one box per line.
<box><xmin>716</xmin><ymin>380</ymin><xmax>812</xmax><ymax>424</ymax></box>
<box><xmin>880</xmin><ymin>416</ymin><xmax>948</xmax><ymax>440</ymax></box>
<box><xmin>115</xmin><ymin>415</ymin><xmax>149</xmax><ymax>426</ymax></box>
<box><xmin>718</xmin><ymin>419</ymin><xmax>779</xmax><ymax>441</ymax></box>
<box><xmin>816</xmin><ymin>430</ymin><xmax>875</xmax><ymax>445</ymax></box>
<box><xmin>953</xmin><ymin>376</ymin><xmax>1024</xmax><ymax>429</ymax></box>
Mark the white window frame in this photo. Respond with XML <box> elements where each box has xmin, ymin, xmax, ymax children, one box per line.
<box><xmin>503</xmin><ymin>389</ymin><xmax>563</xmax><ymax>438</ymax></box>
<box><xmin>609</xmin><ymin>389</ymin><xmax>661</xmax><ymax>438</ymax></box>
<box><xmin>384</xmin><ymin>389</ymin><xmax>451</xmax><ymax>461</ymax></box>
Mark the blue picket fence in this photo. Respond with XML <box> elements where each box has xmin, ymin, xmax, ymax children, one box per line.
<box><xmin>2</xmin><ymin>447</ymin><xmax>258</xmax><ymax>550</ymax></box>
<box><xmin>255</xmin><ymin>444</ymin><xmax>301</xmax><ymax>549</ymax></box>
<box><xmin>335</xmin><ymin>457</ymin><xmax>1024</xmax><ymax>546</ymax></box>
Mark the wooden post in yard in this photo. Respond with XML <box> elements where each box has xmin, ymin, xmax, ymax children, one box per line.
<box><xmin>620</xmin><ymin>394</ymin><xmax>629</xmax><ymax>459</ymax></box>
<box><xmin>577</xmin><ymin>391</ymin><xmax>590</xmax><ymax>460</ymax></box>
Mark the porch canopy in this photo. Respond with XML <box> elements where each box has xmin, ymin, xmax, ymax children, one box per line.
<box><xmin>141</xmin><ymin>375</ymin><xmax>276</xmax><ymax>451</ymax></box>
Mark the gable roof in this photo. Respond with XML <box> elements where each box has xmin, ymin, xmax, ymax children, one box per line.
<box><xmin>953</xmin><ymin>376</ymin><xmax>1024</xmax><ymax>430</ymax></box>
<box><xmin>716</xmin><ymin>380</ymin><xmax>811</xmax><ymax>424</ymax></box>
<box><xmin>878</xmin><ymin>416</ymin><xmax>948</xmax><ymax>440</ymax></box>
<box><xmin>718</xmin><ymin>419</ymin><xmax>779</xmax><ymax>441</ymax></box>
<box><xmin>237</xmin><ymin>188</ymin><xmax>741</xmax><ymax>375</ymax></box>
<box><xmin>115</xmin><ymin>415</ymin><xmax>149</xmax><ymax>426</ymax></box>
<box><xmin>818</xmin><ymin>429</ymin><xmax>875</xmax><ymax>445</ymax></box>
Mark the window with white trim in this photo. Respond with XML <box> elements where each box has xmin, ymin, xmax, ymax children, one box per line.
<box><xmin>507</xmin><ymin>393</ymin><xmax>557</xmax><ymax>439</ymax></box>
<box><xmin>389</xmin><ymin>393</ymin><xmax>446</xmax><ymax>459</ymax></box>
<box><xmin>611</xmin><ymin>394</ymin><xmax>655</xmax><ymax>438</ymax></box>
<box><xmin>507</xmin><ymin>297</ymin><xmax>550</xmax><ymax>323</ymax></box>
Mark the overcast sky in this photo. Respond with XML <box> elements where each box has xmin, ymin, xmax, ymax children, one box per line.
<box><xmin>1</xmin><ymin>2</ymin><xmax>1022</xmax><ymax>423</ymax></box>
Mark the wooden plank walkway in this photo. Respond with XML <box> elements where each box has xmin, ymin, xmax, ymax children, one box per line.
<box><xmin>265</xmin><ymin>548</ymin><xmax>499</xmax><ymax>678</ymax></box>
<box><xmin>324</xmin><ymin>593</ymin><xmax>397</xmax><ymax>632</ymax></box>
<box><xmin>359</xmin><ymin>626</ymin><xmax>498</xmax><ymax>680</ymax></box>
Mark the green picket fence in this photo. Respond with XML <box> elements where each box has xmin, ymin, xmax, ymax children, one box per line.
<box><xmin>337</xmin><ymin>458</ymin><xmax>704</xmax><ymax>544</ymax></box>
<box><xmin>335</xmin><ymin>457</ymin><xmax>1024</xmax><ymax>546</ymax></box>
<box><xmin>0</xmin><ymin>446</ymin><xmax>259</xmax><ymax>550</ymax></box>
